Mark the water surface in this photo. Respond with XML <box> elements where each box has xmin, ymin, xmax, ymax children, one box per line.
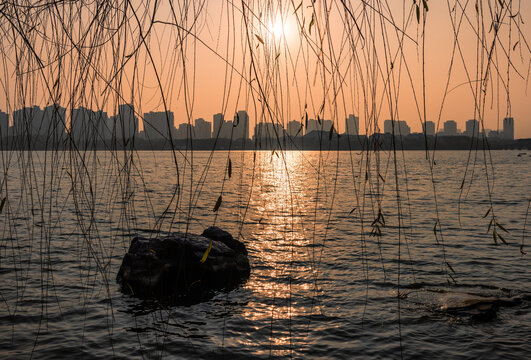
<box><xmin>0</xmin><ymin>150</ymin><xmax>530</xmax><ymax>359</ymax></box>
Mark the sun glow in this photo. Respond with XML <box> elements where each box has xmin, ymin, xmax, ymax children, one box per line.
<box><xmin>269</xmin><ymin>17</ymin><xmax>287</xmax><ymax>41</ymax></box>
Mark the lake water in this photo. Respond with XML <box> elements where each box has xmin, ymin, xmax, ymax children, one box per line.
<box><xmin>0</xmin><ymin>150</ymin><xmax>530</xmax><ymax>359</ymax></box>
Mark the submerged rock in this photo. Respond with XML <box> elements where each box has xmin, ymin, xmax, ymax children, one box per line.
<box><xmin>403</xmin><ymin>286</ymin><xmax>522</xmax><ymax>321</ymax></box>
<box><xmin>439</xmin><ymin>292</ymin><xmax>520</xmax><ymax>321</ymax></box>
<box><xmin>116</xmin><ymin>227</ymin><xmax>250</xmax><ymax>303</ymax></box>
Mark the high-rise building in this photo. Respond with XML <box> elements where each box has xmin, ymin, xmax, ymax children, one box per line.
<box><xmin>176</xmin><ymin>123</ymin><xmax>193</xmax><ymax>140</ymax></box>
<box><xmin>383</xmin><ymin>119</ymin><xmax>393</xmax><ymax>134</ymax></box>
<box><xmin>306</xmin><ymin>119</ymin><xmax>319</xmax><ymax>134</ymax></box>
<box><xmin>94</xmin><ymin>110</ymin><xmax>110</xmax><ymax>141</ymax></box>
<box><xmin>0</xmin><ymin>110</ymin><xmax>8</xmax><ymax>138</ymax></box>
<box><xmin>223</xmin><ymin>120</ymin><xmax>233</xmax><ymax>139</ymax></box>
<box><xmin>233</xmin><ymin>110</ymin><xmax>249</xmax><ymax>140</ymax></box>
<box><xmin>423</xmin><ymin>121</ymin><xmax>435</xmax><ymax>136</ymax></box>
<box><xmin>143</xmin><ymin>111</ymin><xmax>175</xmax><ymax>141</ymax></box>
<box><xmin>503</xmin><ymin>117</ymin><xmax>514</xmax><ymax>140</ymax></box>
<box><xmin>194</xmin><ymin>118</ymin><xmax>211</xmax><ymax>139</ymax></box>
<box><xmin>443</xmin><ymin>120</ymin><xmax>457</xmax><ymax>136</ymax></box>
<box><xmin>398</xmin><ymin>121</ymin><xmax>410</xmax><ymax>136</ymax></box>
<box><xmin>322</xmin><ymin>119</ymin><xmax>334</xmax><ymax>133</ymax></box>
<box><xmin>12</xmin><ymin>105</ymin><xmax>65</xmax><ymax>141</ymax></box>
<box><xmin>384</xmin><ymin>119</ymin><xmax>410</xmax><ymax>136</ymax></box>
<box><xmin>306</xmin><ymin>118</ymin><xmax>333</xmax><ymax>135</ymax></box>
<box><xmin>254</xmin><ymin>122</ymin><xmax>284</xmax><ymax>144</ymax></box>
<box><xmin>212</xmin><ymin>113</ymin><xmax>233</xmax><ymax>139</ymax></box>
<box><xmin>465</xmin><ymin>119</ymin><xmax>479</xmax><ymax>138</ymax></box>
<box><xmin>111</xmin><ymin>104</ymin><xmax>138</xmax><ymax>144</ymax></box>
<box><xmin>345</xmin><ymin>114</ymin><xmax>359</xmax><ymax>136</ymax></box>
<box><xmin>71</xmin><ymin>107</ymin><xmax>106</xmax><ymax>145</ymax></box>
<box><xmin>71</xmin><ymin>107</ymin><xmax>91</xmax><ymax>144</ymax></box>
<box><xmin>13</xmin><ymin>106</ymin><xmax>42</xmax><ymax>138</ymax></box>
<box><xmin>42</xmin><ymin>105</ymin><xmax>66</xmax><ymax>142</ymax></box>
<box><xmin>213</xmin><ymin>113</ymin><xmax>224</xmax><ymax>138</ymax></box>
<box><xmin>286</xmin><ymin>120</ymin><xmax>303</xmax><ymax>137</ymax></box>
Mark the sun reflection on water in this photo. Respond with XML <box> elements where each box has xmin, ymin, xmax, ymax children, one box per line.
<box><xmin>240</xmin><ymin>151</ymin><xmax>332</xmax><ymax>356</ymax></box>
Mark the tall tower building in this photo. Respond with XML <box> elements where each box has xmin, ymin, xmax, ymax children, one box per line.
<box><xmin>465</xmin><ymin>119</ymin><xmax>479</xmax><ymax>138</ymax></box>
<box><xmin>42</xmin><ymin>105</ymin><xmax>66</xmax><ymax>142</ymax></box>
<box><xmin>114</xmin><ymin>104</ymin><xmax>138</xmax><ymax>143</ymax></box>
<box><xmin>71</xmin><ymin>107</ymin><xmax>107</xmax><ymax>146</ymax></box>
<box><xmin>384</xmin><ymin>119</ymin><xmax>410</xmax><ymax>136</ymax></box>
<box><xmin>423</xmin><ymin>121</ymin><xmax>435</xmax><ymax>136</ymax></box>
<box><xmin>322</xmin><ymin>119</ymin><xmax>334</xmax><ymax>133</ymax></box>
<box><xmin>213</xmin><ymin>113</ymin><xmax>224</xmax><ymax>139</ymax></box>
<box><xmin>0</xmin><ymin>110</ymin><xmax>8</xmax><ymax>138</ymax></box>
<box><xmin>306</xmin><ymin>119</ymin><xmax>319</xmax><ymax>135</ymax></box>
<box><xmin>194</xmin><ymin>118</ymin><xmax>211</xmax><ymax>139</ymax></box>
<box><xmin>71</xmin><ymin>107</ymin><xmax>91</xmax><ymax>144</ymax></box>
<box><xmin>176</xmin><ymin>123</ymin><xmax>193</xmax><ymax>140</ymax></box>
<box><xmin>502</xmin><ymin>117</ymin><xmax>514</xmax><ymax>140</ymax></box>
<box><xmin>345</xmin><ymin>114</ymin><xmax>359</xmax><ymax>135</ymax></box>
<box><xmin>383</xmin><ymin>119</ymin><xmax>394</xmax><ymax>134</ymax></box>
<box><xmin>143</xmin><ymin>111</ymin><xmax>175</xmax><ymax>141</ymax></box>
<box><xmin>287</xmin><ymin>120</ymin><xmax>303</xmax><ymax>137</ymax></box>
<box><xmin>233</xmin><ymin>110</ymin><xmax>249</xmax><ymax>140</ymax></box>
<box><xmin>13</xmin><ymin>106</ymin><xmax>42</xmax><ymax>138</ymax></box>
<box><xmin>443</xmin><ymin>120</ymin><xmax>457</xmax><ymax>135</ymax></box>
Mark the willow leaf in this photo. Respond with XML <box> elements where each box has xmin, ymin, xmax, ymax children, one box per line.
<box><xmin>255</xmin><ymin>34</ymin><xmax>265</xmax><ymax>45</ymax></box>
<box><xmin>496</xmin><ymin>222</ymin><xmax>509</xmax><ymax>233</ymax></box>
<box><xmin>213</xmin><ymin>195</ymin><xmax>222</xmax><ymax>212</ymax></box>
<box><xmin>200</xmin><ymin>240</ymin><xmax>213</xmax><ymax>263</ymax></box>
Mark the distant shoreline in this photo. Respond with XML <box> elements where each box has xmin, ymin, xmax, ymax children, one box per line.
<box><xmin>1</xmin><ymin>133</ymin><xmax>530</xmax><ymax>151</ymax></box>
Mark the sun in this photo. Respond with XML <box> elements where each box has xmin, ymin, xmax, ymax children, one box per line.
<box><xmin>269</xmin><ymin>17</ymin><xmax>287</xmax><ymax>41</ymax></box>
<box><xmin>272</xmin><ymin>18</ymin><xmax>284</xmax><ymax>38</ymax></box>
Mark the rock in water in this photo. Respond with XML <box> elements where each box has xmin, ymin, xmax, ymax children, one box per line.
<box><xmin>116</xmin><ymin>227</ymin><xmax>250</xmax><ymax>303</ymax></box>
<box><xmin>402</xmin><ymin>286</ymin><xmax>523</xmax><ymax>322</ymax></box>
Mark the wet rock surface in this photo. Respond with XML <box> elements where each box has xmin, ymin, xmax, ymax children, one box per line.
<box><xmin>117</xmin><ymin>227</ymin><xmax>250</xmax><ymax>303</ymax></box>
<box><xmin>401</xmin><ymin>285</ymin><xmax>525</xmax><ymax>321</ymax></box>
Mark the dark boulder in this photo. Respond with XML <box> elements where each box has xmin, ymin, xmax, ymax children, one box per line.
<box><xmin>202</xmin><ymin>226</ymin><xmax>248</xmax><ymax>255</ymax></box>
<box><xmin>117</xmin><ymin>227</ymin><xmax>250</xmax><ymax>303</ymax></box>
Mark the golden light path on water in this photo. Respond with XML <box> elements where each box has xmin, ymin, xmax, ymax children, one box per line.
<box><xmin>238</xmin><ymin>151</ymin><xmax>334</xmax><ymax>356</ymax></box>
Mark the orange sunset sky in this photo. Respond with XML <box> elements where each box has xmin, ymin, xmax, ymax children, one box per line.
<box><xmin>1</xmin><ymin>1</ymin><xmax>530</xmax><ymax>138</ymax></box>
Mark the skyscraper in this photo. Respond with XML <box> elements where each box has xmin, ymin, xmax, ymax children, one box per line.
<box><xmin>71</xmin><ymin>107</ymin><xmax>91</xmax><ymax>144</ymax></box>
<box><xmin>254</xmin><ymin>122</ymin><xmax>284</xmax><ymax>146</ymax></box>
<box><xmin>306</xmin><ymin>119</ymin><xmax>319</xmax><ymax>134</ymax></box>
<box><xmin>465</xmin><ymin>119</ymin><xmax>479</xmax><ymax>138</ymax></box>
<box><xmin>0</xmin><ymin>110</ymin><xmax>8</xmax><ymax>138</ymax></box>
<box><xmin>176</xmin><ymin>123</ymin><xmax>193</xmax><ymax>140</ymax></box>
<box><xmin>286</xmin><ymin>120</ymin><xmax>303</xmax><ymax>137</ymax></box>
<box><xmin>194</xmin><ymin>118</ymin><xmax>211</xmax><ymax>139</ymax></box>
<box><xmin>345</xmin><ymin>114</ymin><xmax>359</xmax><ymax>136</ymax></box>
<box><xmin>384</xmin><ymin>119</ymin><xmax>410</xmax><ymax>136</ymax></box>
<box><xmin>213</xmin><ymin>113</ymin><xmax>224</xmax><ymax>138</ymax></box>
<box><xmin>143</xmin><ymin>111</ymin><xmax>175</xmax><ymax>141</ymax></box>
<box><xmin>503</xmin><ymin>117</ymin><xmax>514</xmax><ymax>140</ymax></box>
<box><xmin>423</xmin><ymin>121</ymin><xmax>435</xmax><ymax>136</ymax></box>
<box><xmin>112</xmin><ymin>104</ymin><xmax>138</xmax><ymax>144</ymax></box>
<box><xmin>306</xmin><ymin>118</ymin><xmax>333</xmax><ymax>135</ymax></box>
<box><xmin>40</xmin><ymin>105</ymin><xmax>66</xmax><ymax>142</ymax></box>
<box><xmin>443</xmin><ymin>120</ymin><xmax>457</xmax><ymax>135</ymax></box>
<box><xmin>13</xmin><ymin>106</ymin><xmax>42</xmax><ymax>138</ymax></box>
<box><xmin>233</xmin><ymin>110</ymin><xmax>249</xmax><ymax>140</ymax></box>
<box><xmin>213</xmin><ymin>113</ymin><xmax>232</xmax><ymax>139</ymax></box>
<box><xmin>12</xmin><ymin>105</ymin><xmax>66</xmax><ymax>142</ymax></box>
